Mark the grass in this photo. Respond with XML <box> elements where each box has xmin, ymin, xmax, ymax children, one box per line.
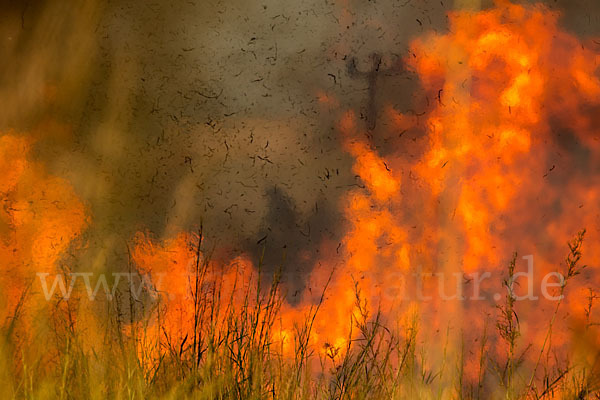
<box><xmin>0</xmin><ymin>230</ymin><xmax>599</xmax><ymax>399</ymax></box>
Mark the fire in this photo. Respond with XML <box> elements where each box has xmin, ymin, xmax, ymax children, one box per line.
<box><xmin>131</xmin><ymin>231</ymin><xmax>265</xmax><ymax>355</ymax></box>
<box><xmin>405</xmin><ymin>1</ymin><xmax>600</xmax><ymax>276</ymax></box>
<box><xmin>0</xmin><ymin>132</ymin><xmax>88</xmax><ymax>331</ymax></box>
<box><xmin>130</xmin><ymin>3</ymin><xmax>600</xmax><ymax>377</ymax></box>
<box><xmin>3</xmin><ymin>0</ymin><xmax>600</xmax><ymax>397</ymax></box>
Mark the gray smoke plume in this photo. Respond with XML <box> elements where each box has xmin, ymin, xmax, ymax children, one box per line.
<box><xmin>1</xmin><ymin>0</ymin><xmax>598</xmax><ymax>294</ymax></box>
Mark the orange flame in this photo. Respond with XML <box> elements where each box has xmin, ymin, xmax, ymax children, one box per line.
<box><xmin>130</xmin><ymin>1</ymin><xmax>600</xmax><ymax>386</ymax></box>
<box><xmin>0</xmin><ymin>132</ymin><xmax>88</xmax><ymax>330</ymax></box>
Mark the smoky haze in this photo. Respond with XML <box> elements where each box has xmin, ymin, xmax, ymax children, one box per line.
<box><xmin>1</xmin><ymin>0</ymin><xmax>599</xmax><ymax>296</ymax></box>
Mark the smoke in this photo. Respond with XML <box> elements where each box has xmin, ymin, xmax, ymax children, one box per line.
<box><xmin>1</xmin><ymin>0</ymin><xmax>599</xmax><ymax>293</ymax></box>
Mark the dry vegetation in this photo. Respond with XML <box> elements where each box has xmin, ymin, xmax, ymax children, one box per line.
<box><xmin>0</xmin><ymin>231</ymin><xmax>598</xmax><ymax>399</ymax></box>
